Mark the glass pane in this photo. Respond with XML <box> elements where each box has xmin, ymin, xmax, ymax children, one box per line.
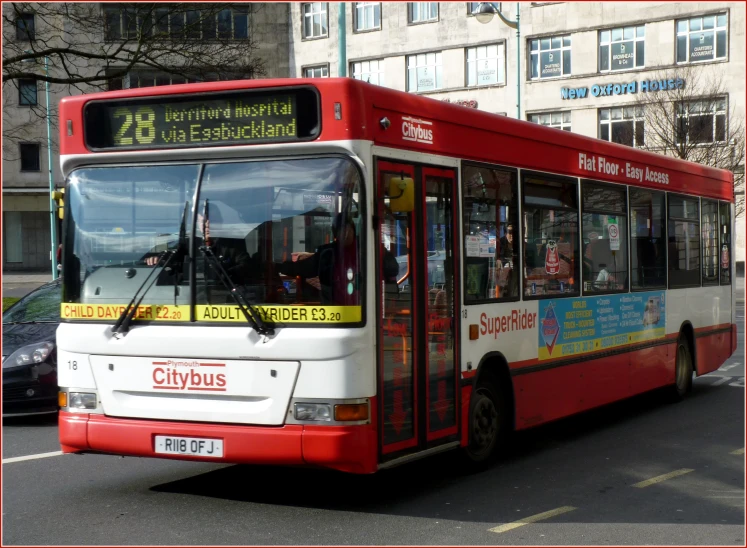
<box><xmin>719</xmin><ymin>201</ymin><xmax>731</xmax><ymax>284</ymax></box>
<box><xmin>563</xmin><ymin>111</ymin><xmax>571</xmax><ymax>123</ymax></box>
<box><xmin>630</xmin><ymin>188</ymin><xmax>666</xmax><ymax>289</ymax></box>
<box><xmin>583</xmin><ymin>183</ymin><xmax>626</xmax><ymax>213</ymax></box>
<box><xmin>600</xmin><ymin>124</ymin><xmax>609</xmax><ymax>141</ymax></box>
<box><xmin>600</xmin><ymin>109</ymin><xmax>609</xmax><ymax>121</ymax></box>
<box><xmin>600</xmin><ymin>30</ymin><xmax>610</xmax><ymax>43</ymax></box>
<box><xmin>677</xmin><ymin>35</ymin><xmax>688</xmax><ymax>62</ymax></box>
<box><xmin>563</xmin><ymin>36</ymin><xmax>571</xmax><ymax>47</ymax></box>
<box><xmin>703</xmin><ymin>15</ymin><xmax>715</xmax><ymax>29</ymax></box>
<box><xmin>717</xmin><ymin>14</ymin><xmax>727</xmax><ymax>27</ymax></box>
<box><xmin>690</xmin><ymin>17</ymin><xmax>702</xmax><ymax>31</ymax></box>
<box><xmin>611</xmin><ymin>28</ymin><xmax>622</xmax><ymax>41</ymax></box>
<box><xmin>636</xmin><ymin>25</ymin><xmax>645</xmax><ymax>37</ymax></box>
<box><xmin>530</xmin><ymin>39</ymin><xmax>539</xmax><ymax>51</ymax></box>
<box><xmin>636</xmin><ymin>41</ymin><xmax>645</xmax><ymax>67</ymax></box>
<box><xmin>563</xmin><ymin>49</ymin><xmax>571</xmax><ymax>75</ymax></box>
<box><xmin>552</xmin><ymin>112</ymin><xmax>561</xmax><ymax>124</ymax></box>
<box><xmin>715</xmin><ymin>114</ymin><xmax>726</xmax><ymax>141</ymax></box>
<box><xmin>540</xmin><ymin>38</ymin><xmax>551</xmax><ymax>50</ymax></box>
<box><xmin>582</xmin><ymin>213</ymin><xmax>628</xmax><ymax>292</ymax></box>
<box><xmin>676</xmin><ymin>20</ymin><xmax>688</xmax><ymax>33</ymax></box>
<box><xmin>716</xmin><ymin>30</ymin><xmax>726</xmax><ymax>57</ymax></box>
<box><xmin>623</xmin><ymin>27</ymin><xmax>634</xmax><ymax>40</ymax></box>
<box><xmin>551</xmin><ymin>37</ymin><xmax>561</xmax><ymax>49</ymax></box>
<box><xmin>531</xmin><ymin>54</ymin><xmax>538</xmax><ymax>78</ymax></box>
<box><xmin>599</xmin><ymin>45</ymin><xmax>609</xmax><ymax>71</ymax></box>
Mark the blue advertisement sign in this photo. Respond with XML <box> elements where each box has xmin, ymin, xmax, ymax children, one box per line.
<box><xmin>538</xmin><ymin>290</ymin><xmax>666</xmax><ymax>361</ymax></box>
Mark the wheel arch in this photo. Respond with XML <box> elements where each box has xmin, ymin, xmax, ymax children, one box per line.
<box><xmin>677</xmin><ymin>320</ymin><xmax>697</xmax><ymax>376</ymax></box>
<box><xmin>470</xmin><ymin>351</ymin><xmax>516</xmax><ymax>431</ymax></box>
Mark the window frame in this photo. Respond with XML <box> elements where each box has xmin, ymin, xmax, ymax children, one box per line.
<box><xmin>467</xmin><ymin>2</ymin><xmax>501</xmax><ymax>16</ymax></box>
<box><xmin>19</xmin><ymin>142</ymin><xmax>41</xmax><ymax>172</ymax></box>
<box><xmin>407</xmin><ymin>2</ymin><xmax>439</xmax><ymax>25</ymax></box>
<box><xmin>675</xmin><ymin>96</ymin><xmax>728</xmax><ymax>146</ymax></box>
<box><xmin>580</xmin><ymin>180</ymin><xmax>630</xmax><ymax>296</ymax></box>
<box><xmin>406</xmin><ymin>51</ymin><xmax>444</xmax><ymax>93</ymax></box>
<box><xmin>629</xmin><ymin>187</ymin><xmax>667</xmax><ymax>292</ymax></box>
<box><xmin>15</xmin><ymin>13</ymin><xmax>35</xmax><ymax>40</ymax></box>
<box><xmin>700</xmin><ymin>198</ymin><xmax>720</xmax><ymax>286</ymax></box>
<box><xmin>598</xmin><ymin>25</ymin><xmax>645</xmax><ymax>73</ymax></box>
<box><xmin>301</xmin><ymin>2</ymin><xmax>329</xmax><ymax>39</ymax></box>
<box><xmin>353</xmin><ymin>2</ymin><xmax>381</xmax><ymax>33</ymax></box>
<box><xmin>465</xmin><ymin>42</ymin><xmax>507</xmax><ymax>88</ymax></box>
<box><xmin>676</xmin><ymin>12</ymin><xmax>728</xmax><ymax>65</ymax></box>
<box><xmin>529</xmin><ymin>34</ymin><xmax>572</xmax><ymax>80</ymax></box>
<box><xmin>598</xmin><ymin>106</ymin><xmax>645</xmax><ymax>148</ymax></box>
<box><xmin>667</xmin><ymin>192</ymin><xmax>701</xmax><ymax>289</ymax></box>
<box><xmin>528</xmin><ymin>111</ymin><xmax>571</xmax><ymax>131</ymax></box>
<box><xmin>461</xmin><ymin>160</ymin><xmax>521</xmax><ymax>305</ymax></box>
<box><xmin>350</xmin><ymin>59</ymin><xmax>386</xmax><ymax>86</ymax></box>
<box><xmin>302</xmin><ymin>64</ymin><xmax>330</xmax><ymax>78</ymax></box>
<box><xmin>18</xmin><ymin>79</ymin><xmax>38</xmax><ymax>106</ymax></box>
<box><xmin>520</xmin><ymin>170</ymin><xmax>580</xmax><ymax>301</ymax></box>
<box><xmin>719</xmin><ymin>200</ymin><xmax>732</xmax><ymax>286</ymax></box>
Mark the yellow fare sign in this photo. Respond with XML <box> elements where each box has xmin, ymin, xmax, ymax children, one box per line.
<box><xmin>61</xmin><ymin>304</ymin><xmax>361</xmax><ymax>324</ymax></box>
<box><xmin>61</xmin><ymin>304</ymin><xmax>190</xmax><ymax>321</ymax></box>
<box><xmin>197</xmin><ymin>305</ymin><xmax>361</xmax><ymax>323</ymax></box>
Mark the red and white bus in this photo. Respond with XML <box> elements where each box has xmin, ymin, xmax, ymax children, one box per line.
<box><xmin>56</xmin><ymin>78</ymin><xmax>736</xmax><ymax>474</ymax></box>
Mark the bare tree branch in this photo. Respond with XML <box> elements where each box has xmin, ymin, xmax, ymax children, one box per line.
<box><xmin>627</xmin><ymin>65</ymin><xmax>745</xmax><ymax>218</ymax></box>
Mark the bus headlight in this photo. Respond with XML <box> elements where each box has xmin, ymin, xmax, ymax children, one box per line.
<box><xmin>68</xmin><ymin>392</ymin><xmax>97</xmax><ymax>409</ymax></box>
<box><xmin>294</xmin><ymin>402</ymin><xmax>332</xmax><ymax>422</ymax></box>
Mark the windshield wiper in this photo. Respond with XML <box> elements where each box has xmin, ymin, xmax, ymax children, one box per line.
<box><xmin>112</xmin><ymin>201</ymin><xmax>190</xmax><ymax>335</ymax></box>
<box><xmin>198</xmin><ymin>199</ymin><xmax>274</xmax><ymax>337</ymax></box>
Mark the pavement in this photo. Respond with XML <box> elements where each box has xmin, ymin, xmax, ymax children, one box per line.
<box><xmin>2</xmin><ymin>272</ymin><xmax>58</xmax><ymax>299</ymax></box>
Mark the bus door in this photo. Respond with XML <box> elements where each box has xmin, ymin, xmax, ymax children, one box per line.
<box><xmin>375</xmin><ymin>159</ymin><xmax>460</xmax><ymax>461</ymax></box>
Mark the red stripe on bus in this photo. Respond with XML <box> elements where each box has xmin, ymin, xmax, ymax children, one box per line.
<box><xmin>152</xmin><ymin>362</ymin><xmax>168</xmax><ymax>365</ymax></box>
<box><xmin>152</xmin><ymin>386</ymin><xmax>180</xmax><ymax>389</ymax></box>
<box><xmin>187</xmin><ymin>387</ymin><xmax>227</xmax><ymax>391</ymax></box>
<box><xmin>199</xmin><ymin>363</ymin><xmax>226</xmax><ymax>367</ymax></box>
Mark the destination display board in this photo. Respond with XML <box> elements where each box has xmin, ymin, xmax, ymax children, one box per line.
<box><xmin>83</xmin><ymin>87</ymin><xmax>320</xmax><ymax>151</ymax></box>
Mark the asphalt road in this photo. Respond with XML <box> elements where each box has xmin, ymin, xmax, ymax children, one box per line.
<box><xmin>2</xmin><ymin>300</ymin><xmax>744</xmax><ymax>545</ymax></box>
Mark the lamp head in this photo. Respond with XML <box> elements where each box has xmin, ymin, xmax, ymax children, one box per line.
<box><xmin>474</xmin><ymin>2</ymin><xmax>498</xmax><ymax>24</ymax></box>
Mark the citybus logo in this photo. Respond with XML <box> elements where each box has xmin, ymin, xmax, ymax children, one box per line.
<box><xmin>151</xmin><ymin>360</ymin><xmax>227</xmax><ymax>392</ymax></box>
<box><xmin>401</xmin><ymin>116</ymin><xmax>433</xmax><ymax>145</ymax></box>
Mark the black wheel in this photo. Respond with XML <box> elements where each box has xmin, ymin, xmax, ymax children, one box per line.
<box><xmin>463</xmin><ymin>377</ymin><xmax>507</xmax><ymax>465</ymax></box>
<box><xmin>670</xmin><ymin>336</ymin><xmax>693</xmax><ymax>401</ymax></box>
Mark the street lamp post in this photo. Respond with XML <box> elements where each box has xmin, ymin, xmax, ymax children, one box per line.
<box><xmin>43</xmin><ymin>55</ymin><xmax>58</xmax><ymax>279</ymax></box>
<box><xmin>338</xmin><ymin>3</ymin><xmax>347</xmax><ymax>76</ymax></box>
<box><xmin>475</xmin><ymin>3</ymin><xmax>521</xmax><ymax>120</ymax></box>
<box><xmin>24</xmin><ymin>51</ymin><xmax>57</xmax><ymax>278</ymax></box>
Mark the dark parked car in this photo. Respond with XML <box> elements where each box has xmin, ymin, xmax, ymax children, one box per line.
<box><xmin>3</xmin><ymin>279</ymin><xmax>61</xmax><ymax>417</ymax></box>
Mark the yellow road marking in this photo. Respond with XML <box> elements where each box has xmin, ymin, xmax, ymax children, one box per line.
<box><xmin>488</xmin><ymin>506</ymin><xmax>577</xmax><ymax>533</ymax></box>
<box><xmin>730</xmin><ymin>448</ymin><xmax>745</xmax><ymax>455</ymax></box>
<box><xmin>632</xmin><ymin>468</ymin><xmax>694</xmax><ymax>488</ymax></box>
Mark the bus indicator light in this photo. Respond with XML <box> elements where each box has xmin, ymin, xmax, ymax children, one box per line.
<box><xmin>334</xmin><ymin>403</ymin><xmax>368</xmax><ymax>421</ymax></box>
<box><xmin>469</xmin><ymin>324</ymin><xmax>479</xmax><ymax>340</ymax></box>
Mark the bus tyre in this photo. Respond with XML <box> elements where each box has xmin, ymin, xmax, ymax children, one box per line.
<box><xmin>670</xmin><ymin>336</ymin><xmax>693</xmax><ymax>401</ymax></box>
<box><xmin>464</xmin><ymin>377</ymin><xmax>506</xmax><ymax>466</ymax></box>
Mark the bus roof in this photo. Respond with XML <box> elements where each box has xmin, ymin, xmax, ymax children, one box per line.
<box><xmin>59</xmin><ymin>77</ymin><xmax>734</xmax><ymax>201</ymax></box>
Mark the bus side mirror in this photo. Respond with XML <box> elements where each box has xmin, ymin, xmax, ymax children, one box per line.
<box><xmin>389</xmin><ymin>176</ymin><xmax>414</xmax><ymax>213</ymax></box>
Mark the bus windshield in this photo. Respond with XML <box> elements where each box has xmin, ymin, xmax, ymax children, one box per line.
<box><xmin>62</xmin><ymin>157</ymin><xmax>364</xmax><ymax>320</ymax></box>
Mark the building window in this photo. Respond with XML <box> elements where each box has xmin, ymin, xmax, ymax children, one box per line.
<box><xmin>630</xmin><ymin>188</ymin><xmax>666</xmax><ymax>290</ymax></box>
<box><xmin>668</xmin><ymin>194</ymin><xmax>700</xmax><ymax>289</ymax></box>
<box><xmin>530</xmin><ymin>35</ymin><xmax>571</xmax><ymax>79</ymax></box>
<box><xmin>302</xmin><ymin>2</ymin><xmax>329</xmax><ymax>38</ymax></box>
<box><xmin>304</xmin><ymin>65</ymin><xmax>329</xmax><ymax>78</ymax></box>
<box><xmin>676</xmin><ymin>13</ymin><xmax>727</xmax><ymax>64</ymax></box>
<box><xmin>462</xmin><ymin>162</ymin><xmax>519</xmax><ymax>302</ymax></box>
<box><xmin>529</xmin><ymin>111</ymin><xmax>571</xmax><ymax>131</ymax></box>
<box><xmin>19</xmin><ymin>143</ymin><xmax>41</xmax><ymax>172</ymax></box>
<box><xmin>3</xmin><ymin>211</ymin><xmax>23</xmax><ymax>263</ymax></box>
<box><xmin>599</xmin><ymin>25</ymin><xmax>645</xmax><ymax>72</ymax></box>
<box><xmin>676</xmin><ymin>98</ymin><xmax>727</xmax><ymax>145</ymax></box>
<box><xmin>18</xmin><ymin>79</ymin><xmax>38</xmax><ymax>106</ymax></box>
<box><xmin>599</xmin><ymin>107</ymin><xmax>644</xmax><ymax>148</ymax></box>
<box><xmin>467</xmin><ymin>2</ymin><xmax>501</xmax><ymax>15</ymax></box>
<box><xmin>16</xmin><ymin>13</ymin><xmax>35</xmax><ymax>40</ymax></box>
<box><xmin>522</xmin><ymin>173</ymin><xmax>579</xmax><ymax>298</ymax></box>
<box><xmin>719</xmin><ymin>201</ymin><xmax>731</xmax><ymax>285</ymax></box>
<box><xmin>701</xmin><ymin>199</ymin><xmax>719</xmax><ymax>285</ymax></box>
<box><xmin>408</xmin><ymin>2</ymin><xmax>438</xmax><ymax>23</ymax></box>
<box><xmin>104</xmin><ymin>5</ymin><xmax>249</xmax><ymax>41</ymax></box>
<box><xmin>351</xmin><ymin>59</ymin><xmax>385</xmax><ymax>86</ymax></box>
<box><xmin>354</xmin><ymin>2</ymin><xmax>381</xmax><ymax>31</ymax></box>
<box><xmin>407</xmin><ymin>52</ymin><xmax>443</xmax><ymax>92</ymax></box>
<box><xmin>581</xmin><ymin>182</ymin><xmax>628</xmax><ymax>293</ymax></box>
<box><xmin>466</xmin><ymin>44</ymin><xmax>505</xmax><ymax>86</ymax></box>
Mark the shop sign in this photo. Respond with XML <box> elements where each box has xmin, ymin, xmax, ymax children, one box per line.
<box><xmin>560</xmin><ymin>78</ymin><xmax>685</xmax><ymax>100</ymax></box>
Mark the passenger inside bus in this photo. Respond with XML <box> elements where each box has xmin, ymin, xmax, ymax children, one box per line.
<box><xmin>274</xmin><ymin>212</ymin><xmax>360</xmax><ymax>306</ymax></box>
